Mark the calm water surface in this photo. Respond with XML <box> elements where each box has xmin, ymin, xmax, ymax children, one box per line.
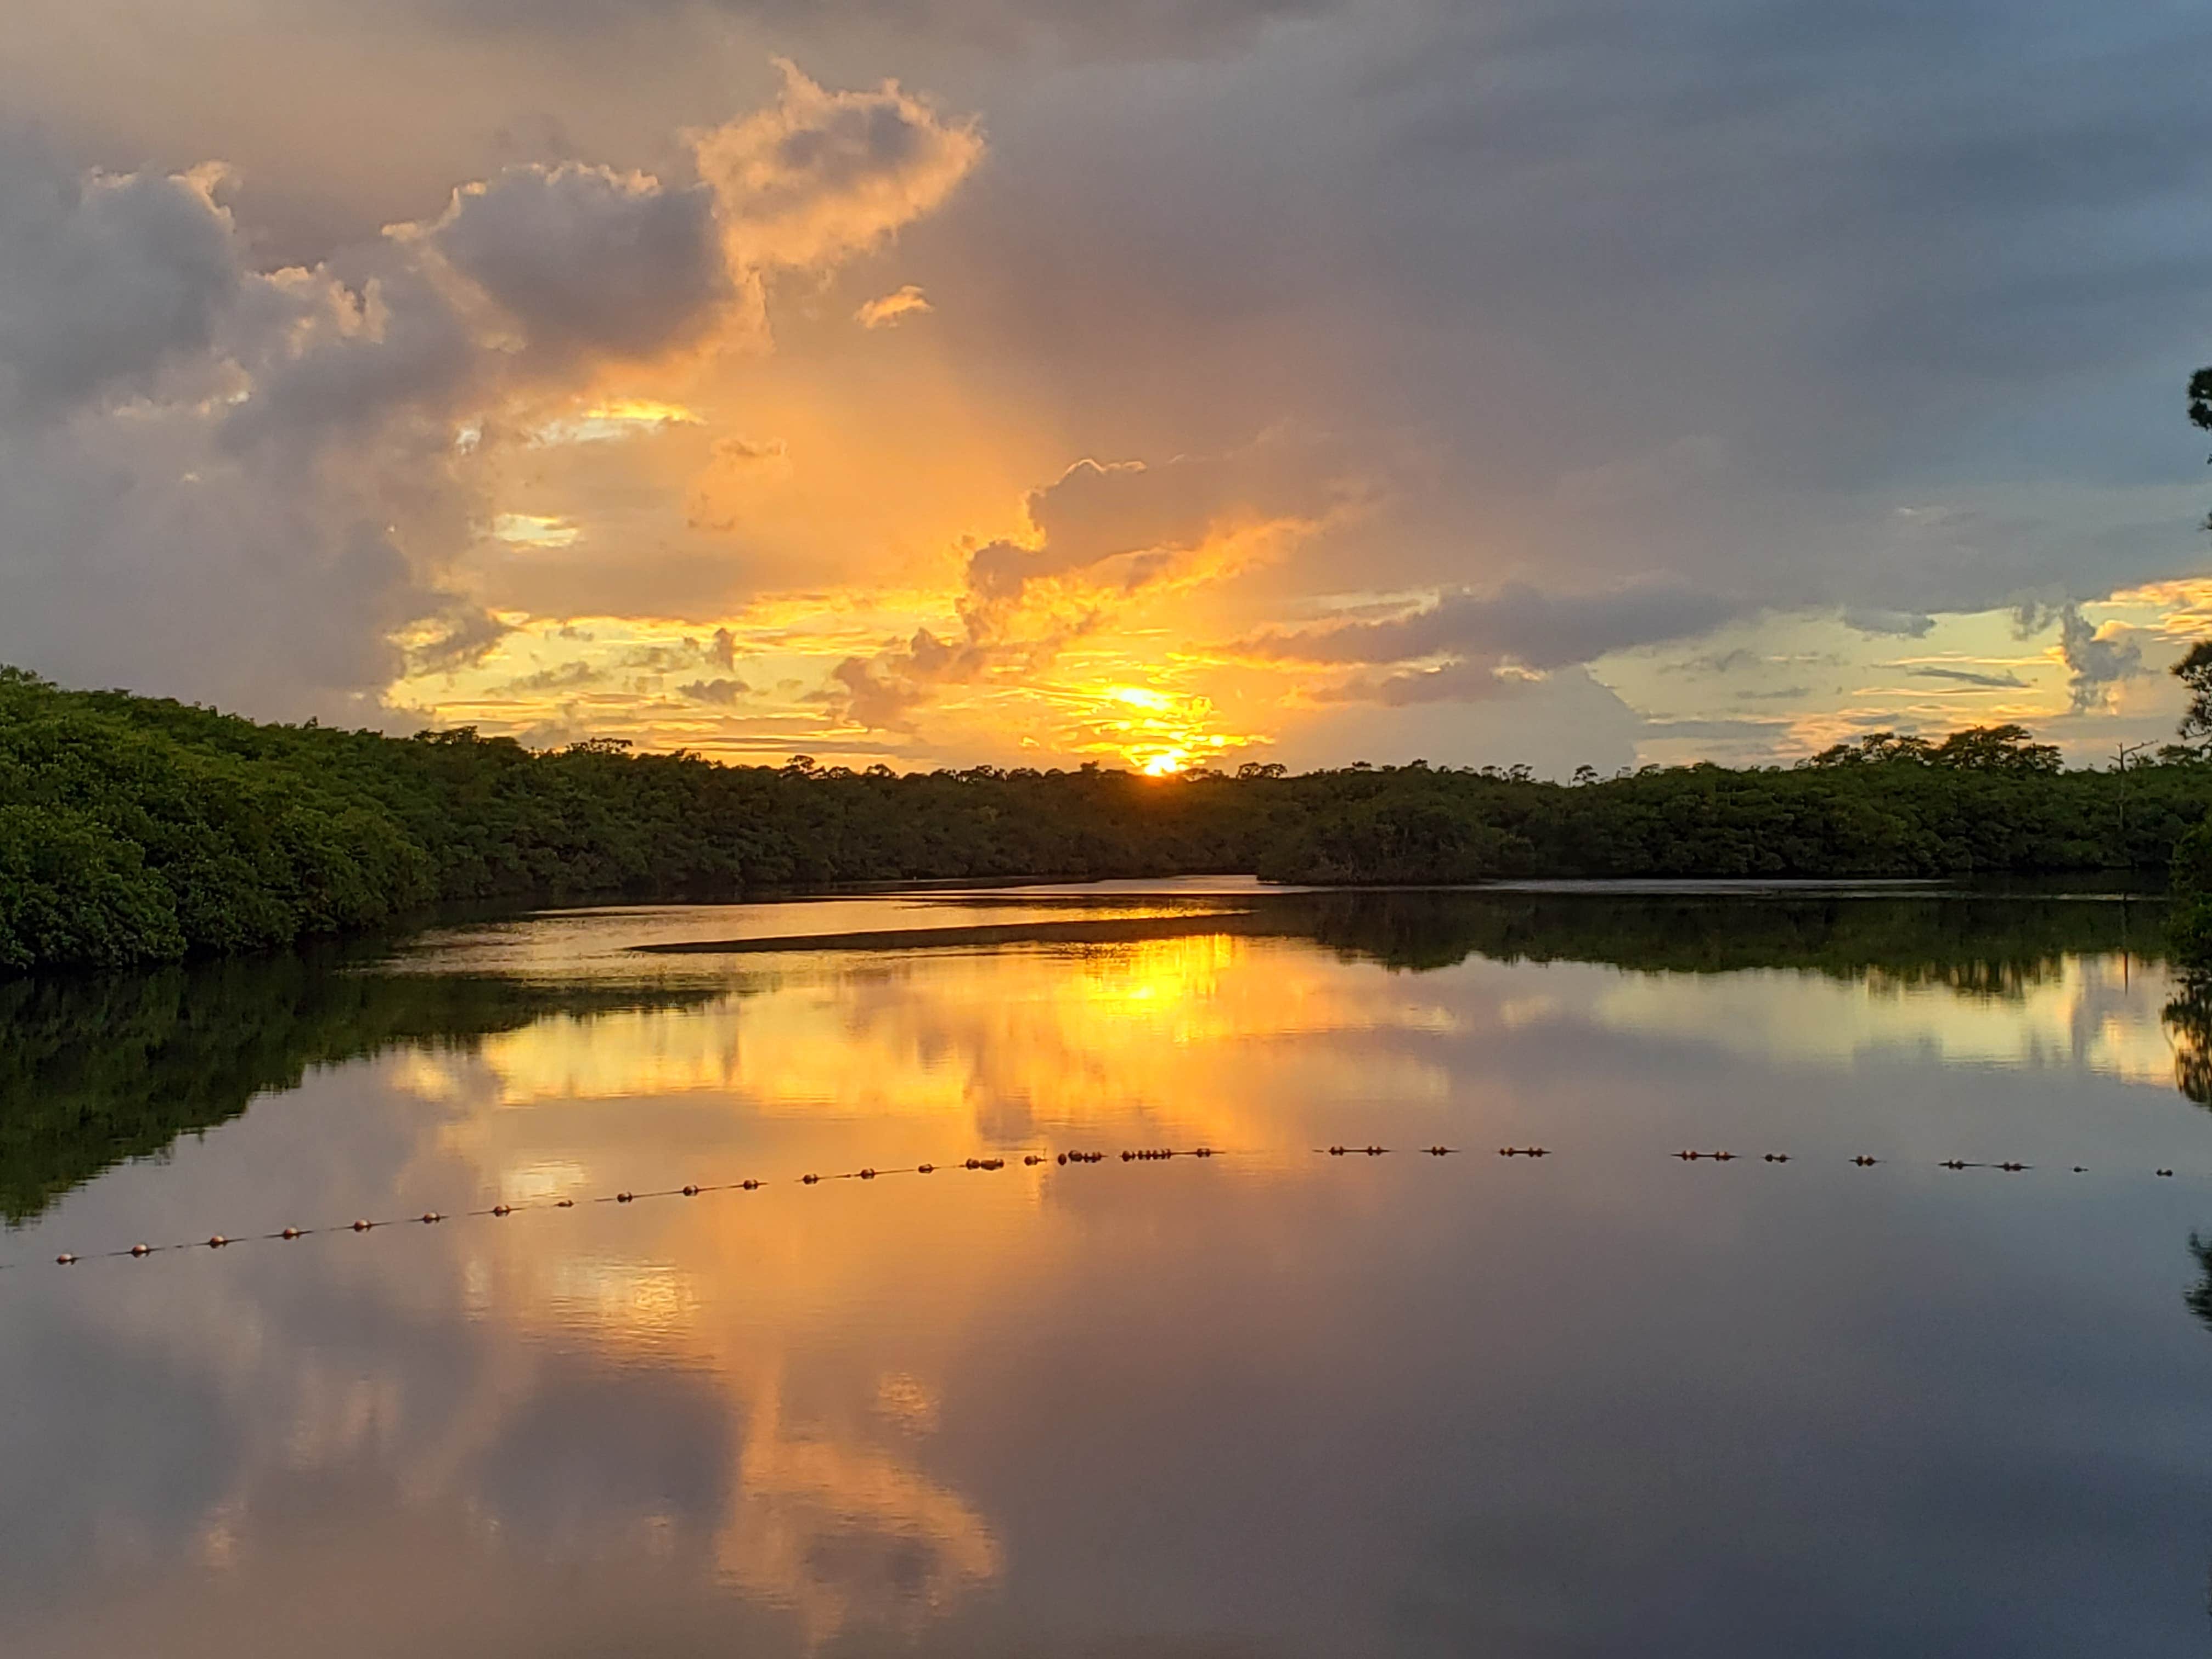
<box><xmin>7</xmin><ymin>882</ymin><xmax>2212</xmax><ymax>1656</ymax></box>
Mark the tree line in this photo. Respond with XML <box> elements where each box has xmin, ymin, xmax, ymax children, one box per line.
<box><xmin>2161</xmin><ymin>363</ymin><xmax>2212</xmax><ymax>962</ymax></box>
<box><xmin>6</xmin><ymin>662</ymin><xmax>2210</xmax><ymax>974</ymax></box>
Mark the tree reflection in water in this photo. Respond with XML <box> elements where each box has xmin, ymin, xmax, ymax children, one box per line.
<box><xmin>2164</xmin><ymin>975</ymin><xmax>2212</xmax><ymax>1109</ymax></box>
<box><xmin>0</xmin><ymin>887</ymin><xmax>2189</xmax><ymax>1226</ymax></box>
<box><xmin>0</xmin><ymin>952</ymin><xmax>721</xmax><ymax>1224</ymax></box>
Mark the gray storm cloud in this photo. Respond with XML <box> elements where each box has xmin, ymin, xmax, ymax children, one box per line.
<box><xmin>434</xmin><ymin>165</ymin><xmax>735</xmax><ymax>364</ymax></box>
<box><xmin>1908</xmin><ymin>667</ymin><xmax>2029</xmax><ymax>690</ymax></box>
<box><xmin>0</xmin><ymin>69</ymin><xmax>983</xmax><ymax>720</ymax></box>
<box><xmin>2012</xmin><ymin>601</ymin><xmax>2149</xmax><ymax>714</ymax></box>
<box><xmin>428</xmin><ymin>0</ymin><xmax>1333</xmax><ymax>57</ymax></box>
<box><xmin>1241</xmin><ymin>582</ymin><xmax>1743</xmax><ymax>704</ymax></box>
<box><xmin>0</xmin><ymin>138</ymin><xmax>240</xmax><ymax>416</ymax></box>
<box><xmin>2</xmin><ymin>0</ymin><xmax>2208</xmax><ymax>761</ymax></box>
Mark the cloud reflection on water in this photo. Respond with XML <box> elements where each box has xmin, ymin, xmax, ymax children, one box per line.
<box><xmin>6</xmin><ymin>891</ymin><xmax>2212</xmax><ymax>1654</ymax></box>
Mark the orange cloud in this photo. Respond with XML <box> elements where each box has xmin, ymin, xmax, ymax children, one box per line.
<box><xmin>692</xmin><ymin>61</ymin><xmax>986</xmax><ymax>274</ymax></box>
<box><xmin>855</xmin><ymin>285</ymin><xmax>933</xmax><ymax>329</ymax></box>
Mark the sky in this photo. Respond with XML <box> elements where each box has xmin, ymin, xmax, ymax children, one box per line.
<box><xmin>1</xmin><ymin>0</ymin><xmax>2209</xmax><ymax>775</ymax></box>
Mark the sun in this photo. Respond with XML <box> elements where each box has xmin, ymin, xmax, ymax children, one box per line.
<box><xmin>1139</xmin><ymin>749</ymin><xmax>1189</xmax><ymax>777</ymax></box>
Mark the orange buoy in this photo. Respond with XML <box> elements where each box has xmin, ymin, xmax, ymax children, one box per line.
<box><xmin>130</xmin><ymin>1243</ymin><xmax>150</xmax><ymax>1257</ymax></box>
<box><xmin>682</xmin><ymin>1185</ymin><xmax>700</xmax><ymax>1197</ymax></box>
<box><xmin>915</xmin><ymin>1166</ymin><xmax>933</xmax><ymax>1176</ymax></box>
<box><xmin>281</xmin><ymin>1227</ymin><xmax>302</xmax><ymax>1240</ymax></box>
<box><xmin>55</xmin><ymin>1253</ymin><xmax>76</xmax><ymax>1266</ymax></box>
<box><xmin>208</xmin><ymin>1235</ymin><xmax>228</xmax><ymax>1249</ymax></box>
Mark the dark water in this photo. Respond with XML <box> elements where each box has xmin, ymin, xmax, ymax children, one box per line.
<box><xmin>6</xmin><ymin>882</ymin><xmax>2212</xmax><ymax>1656</ymax></box>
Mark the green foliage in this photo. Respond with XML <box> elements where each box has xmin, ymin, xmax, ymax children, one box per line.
<box><xmin>1260</xmin><ymin>796</ymin><xmax>1532</xmax><ymax>883</ymax></box>
<box><xmin>2175</xmin><ymin>641</ymin><xmax>2212</xmax><ymax>746</ymax></box>
<box><xmin>1801</xmin><ymin>724</ymin><xmax>2061</xmax><ymax>773</ymax></box>
<box><xmin>0</xmin><ymin>804</ymin><xmax>183</xmax><ymax>969</ymax></box>
<box><xmin>2</xmin><ymin>666</ymin><xmax>2209</xmax><ymax>975</ymax></box>
<box><xmin>1292</xmin><ymin>888</ymin><xmax>2163</xmax><ymax>984</ymax></box>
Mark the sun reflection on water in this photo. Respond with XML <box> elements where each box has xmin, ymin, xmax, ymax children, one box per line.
<box><xmin>15</xmin><ymin>907</ymin><xmax>2206</xmax><ymax>1655</ymax></box>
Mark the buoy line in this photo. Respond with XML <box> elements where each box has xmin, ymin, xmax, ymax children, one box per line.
<box><xmin>10</xmin><ymin>1143</ymin><xmax>2208</xmax><ymax>1273</ymax></box>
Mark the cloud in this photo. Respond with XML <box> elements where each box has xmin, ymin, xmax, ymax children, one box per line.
<box><xmin>7</xmin><ymin>0</ymin><xmax>2208</xmax><ymax>764</ymax></box>
<box><xmin>498</xmin><ymin>659</ymin><xmax>605</xmax><ymax>695</ymax></box>
<box><xmin>2056</xmin><ymin>607</ymin><xmax>2146</xmax><ymax>712</ymax></box>
<box><xmin>831</xmin><ymin>440</ymin><xmax>1344</xmax><ymax>730</ymax></box>
<box><xmin>1639</xmin><ymin>717</ymin><xmax>1793</xmax><ymax>742</ymax></box>
<box><xmin>1233</xmin><ymin>580</ymin><xmax>1742</xmax><ymax>707</ymax></box>
<box><xmin>1905</xmin><ymin>665</ymin><xmax>2028</xmax><ymax>690</ymax></box>
<box><xmin>1668</xmin><ymin>647</ymin><xmax>1762</xmax><ymax>677</ymax></box>
<box><xmin>432</xmin><ymin>163</ymin><xmax>735</xmax><ymax>363</ymax></box>
<box><xmin>2010</xmin><ymin>599</ymin><xmax>2149</xmax><ymax>712</ymax></box>
<box><xmin>1243</xmin><ymin>581</ymin><xmax>1738</xmax><ymax>669</ymax></box>
<box><xmin>424</xmin><ymin>0</ymin><xmax>1335</xmax><ymax>59</ymax></box>
<box><xmin>0</xmin><ymin>133</ymin><xmax>240</xmax><ymax>417</ymax></box>
<box><xmin>1317</xmin><ymin>660</ymin><xmax>1532</xmax><ymax>707</ymax></box>
<box><xmin>0</xmin><ymin>67</ymin><xmax>982</xmax><ymax>720</ymax></box>
<box><xmin>855</xmin><ymin>284</ymin><xmax>932</xmax><ymax>329</ymax></box>
<box><xmin>692</xmin><ymin>61</ymin><xmax>984</xmax><ymax>272</ymax></box>
<box><xmin>678</xmin><ymin>676</ymin><xmax>749</xmax><ymax>703</ymax></box>
<box><xmin>711</xmin><ymin>436</ymin><xmax>788</xmax><ymax>467</ymax></box>
<box><xmin>1842</xmin><ymin>609</ymin><xmax>1938</xmax><ymax>639</ymax></box>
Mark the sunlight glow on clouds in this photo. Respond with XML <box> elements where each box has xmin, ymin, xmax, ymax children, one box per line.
<box><xmin>490</xmin><ymin>514</ymin><xmax>582</xmax><ymax>548</ymax></box>
<box><xmin>2</xmin><ymin>1</ymin><xmax>2209</xmax><ymax>770</ymax></box>
<box><xmin>855</xmin><ymin>285</ymin><xmax>932</xmax><ymax>329</ymax></box>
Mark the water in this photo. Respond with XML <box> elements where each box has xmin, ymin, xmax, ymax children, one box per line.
<box><xmin>5</xmin><ymin>882</ymin><xmax>2212</xmax><ymax>1656</ymax></box>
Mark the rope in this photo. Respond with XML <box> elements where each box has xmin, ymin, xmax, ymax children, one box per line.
<box><xmin>12</xmin><ymin>1142</ymin><xmax>2204</xmax><ymax>1273</ymax></box>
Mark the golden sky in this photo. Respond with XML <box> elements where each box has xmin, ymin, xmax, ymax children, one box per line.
<box><xmin>2</xmin><ymin>5</ymin><xmax>2209</xmax><ymax>771</ymax></box>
